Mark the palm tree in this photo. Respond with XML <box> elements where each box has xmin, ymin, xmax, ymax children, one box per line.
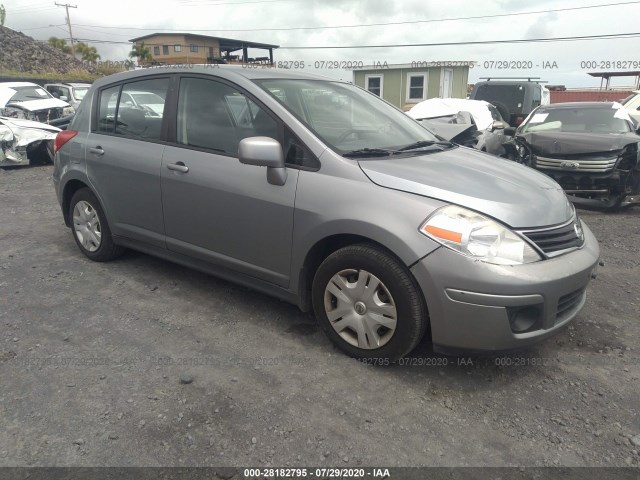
<box><xmin>48</xmin><ymin>36</ymin><xmax>72</xmax><ymax>54</ymax></box>
<box><xmin>75</xmin><ymin>42</ymin><xmax>101</xmax><ymax>63</ymax></box>
<box><xmin>129</xmin><ymin>42</ymin><xmax>153</xmax><ymax>65</ymax></box>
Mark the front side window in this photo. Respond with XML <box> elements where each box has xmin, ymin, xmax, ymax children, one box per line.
<box><xmin>366</xmin><ymin>75</ymin><xmax>382</xmax><ymax>97</ymax></box>
<box><xmin>176</xmin><ymin>77</ymin><xmax>278</xmax><ymax>155</ymax></box>
<box><xmin>256</xmin><ymin>79</ymin><xmax>441</xmax><ymax>154</ymax></box>
<box><xmin>162</xmin><ymin>45</ymin><xmax>169</xmax><ymax>55</ymax></box>
<box><xmin>284</xmin><ymin>128</ymin><xmax>317</xmax><ymax>169</ymax></box>
<box><xmin>190</xmin><ymin>45</ymin><xmax>198</xmax><ymax>53</ymax></box>
<box><xmin>174</xmin><ymin>44</ymin><xmax>182</xmax><ymax>52</ymax></box>
<box><xmin>153</xmin><ymin>46</ymin><xmax>160</xmax><ymax>56</ymax></box>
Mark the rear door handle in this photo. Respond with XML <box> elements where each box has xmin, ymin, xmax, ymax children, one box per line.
<box><xmin>167</xmin><ymin>162</ymin><xmax>189</xmax><ymax>173</ymax></box>
<box><xmin>89</xmin><ymin>146</ymin><xmax>104</xmax><ymax>156</ymax></box>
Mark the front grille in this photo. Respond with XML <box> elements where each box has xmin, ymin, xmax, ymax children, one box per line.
<box><xmin>556</xmin><ymin>288</ymin><xmax>585</xmax><ymax>319</ymax></box>
<box><xmin>535</xmin><ymin>155</ymin><xmax>617</xmax><ymax>173</ymax></box>
<box><xmin>520</xmin><ymin>219</ymin><xmax>584</xmax><ymax>255</ymax></box>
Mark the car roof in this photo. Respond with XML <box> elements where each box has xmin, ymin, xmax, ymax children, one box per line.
<box><xmin>475</xmin><ymin>81</ymin><xmax>542</xmax><ymax>86</ymax></box>
<box><xmin>46</xmin><ymin>82</ymin><xmax>91</xmax><ymax>87</ymax></box>
<box><xmin>91</xmin><ymin>65</ymin><xmax>344</xmax><ymax>89</ymax></box>
<box><xmin>0</xmin><ymin>81</ymin><xmax>41</xmax><ymax>88</ymax></box>
<box><xmin>539</xmin><ymin>102</ymin><xmax>619</xmax><ymax>109</ymax></box>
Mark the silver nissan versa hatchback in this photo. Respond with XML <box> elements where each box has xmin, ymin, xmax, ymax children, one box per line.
<box><xmin>52</xmin><ymin>66</ymin><xmax>600</xmax><ymax>360</ymax></box>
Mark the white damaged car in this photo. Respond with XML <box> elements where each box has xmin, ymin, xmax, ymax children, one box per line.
<box><xmin>0</xmin><ymin>82</ymin><xmax>75</xmax><ymax>128</ymax></box>
<box><xmin>0</xmin><ymin>116</ymin><xmax>60</xmax><ymax>167</ymax></box>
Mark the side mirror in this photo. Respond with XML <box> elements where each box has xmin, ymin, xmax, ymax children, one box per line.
<box><xmin>503</xmin><ymin>127</ymin><xmax>516</xmax><ymax>137</ymax></box>
<box><xmin>238</xmin><ymin>136</ymin><xmax>287</xmax><ymax>186</ymax></box>
<box><xmin>60</xmin><ymin>95</ymin><xmax>68</xmax><ymax>102</ymax></box>
<box><xmin>492</xmin><ymin>120</ymin><xmax>506</xmax><ymax>131</ymax></box>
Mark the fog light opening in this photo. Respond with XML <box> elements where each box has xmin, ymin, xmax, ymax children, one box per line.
<box><xmin>508</xmin><ymin>305</ymin><xmax>542</xmax><ymax>334</ymax></box>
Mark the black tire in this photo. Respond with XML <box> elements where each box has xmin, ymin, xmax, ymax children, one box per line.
<box><xmin>69</xmin><ymin>188</ymin><xmax>124</xmax><ymax>262</ymax></box>
<box><xmin>311</xmin><ymin>244</ymin><xmax>428</xmax><ymax>361</ymax></box>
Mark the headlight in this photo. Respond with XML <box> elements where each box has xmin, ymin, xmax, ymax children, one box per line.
<box><xmin>62</xmin><ymin>106</ymin><xmax>75</xmax><ymax>116</ymax></box>
<box><xmin>419</xmin><ymin>205</ymin><xmax>542</xmax><ymax>265</ymax></box>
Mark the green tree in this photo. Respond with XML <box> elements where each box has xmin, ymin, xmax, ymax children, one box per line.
<box><xmin>0</xmin><ymin>4</ymin><xmax>7</xmax><ymax>27</ymax></box>
<box><xmin>48</xmin><ymin>36</ymin><xmax>72</xmax><ymax>54</ymax></box>
<box><xmin>75</xmin><ymin>42</ymin><xmax>101</xmax><ymax>62</ymax></box>
<box><xmin>129</xmin><ymin>42</ymin><xmax>152</xmax><ymax>65</ymax></box>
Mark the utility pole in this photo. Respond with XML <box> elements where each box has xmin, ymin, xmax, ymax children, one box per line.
<box><xmin>55</xmin><ymin>2</ymin><xmax>77</xmax><ymax>56</ymax></box>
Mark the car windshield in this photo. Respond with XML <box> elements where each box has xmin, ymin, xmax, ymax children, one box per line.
<box><xmin>254</xmin><ymin>79</ymin><xmax>444</xmax><ymax>155</ymax></box>
<box><xmin>74</xmin><ymin>87</ymin><xmax>89</xmax><ymax>101</ymax></box>
<box><xmin>521</xmin><ymin>106</ymin><xmax>632</xmax><ymax>134</ymax></box>
<box><xmin>7</xmin><ymin>86</ymin><xmax>53</xmax><ymax>102</ymax></box>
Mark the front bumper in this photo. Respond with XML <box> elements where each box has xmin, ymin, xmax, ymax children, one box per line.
<box><xmin>410</xmin><ymin>221</ymin><xmax>600</xmax><ymax>352</ymax></box>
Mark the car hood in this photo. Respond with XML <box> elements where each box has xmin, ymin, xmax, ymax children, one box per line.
<box><xmin>358</xmin><ymin>147</ymin><xmax>572</xmax><ymax>228</ymax></box>
<box><xmin>7</xmin><ymin>98</ymin><xmax>69</xmax><ymax>111</ymax></box>
<box><xmin>518</xmin><ymin>131</ymin><xmax>640</xmax><ymax>156</ymax></box>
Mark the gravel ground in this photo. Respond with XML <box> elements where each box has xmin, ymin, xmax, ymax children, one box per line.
<box><xmin>0</xmin><ymin>165</ymin><xmax>639</xmax><ymax>468</ymax></box>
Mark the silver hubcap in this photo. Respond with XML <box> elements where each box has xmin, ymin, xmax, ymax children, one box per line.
<box><xmin>73</xmin><ymin>200</ymin><xmax>102</xmax><ymax>252</ymax></box>
<box><xmin>324</xmin><ymin>269</ymin><xmax>398</xmax><ymax>350</ymax></box>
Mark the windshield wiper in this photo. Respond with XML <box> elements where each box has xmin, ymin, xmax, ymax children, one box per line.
<box><xmin>397</xmin><ymin>140</ymin><xmax>452</xmax><ymax>151</ymax></box>
<box><xmin>342</xmin><ymin>148</ymin><xmax>398</xmax><ymax>158</ymax></box>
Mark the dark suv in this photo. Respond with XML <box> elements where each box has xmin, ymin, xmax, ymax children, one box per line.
<box><xmin>470</xmin><ymin>80</ymin><xmax>550</xmax><ymax>127</ymax></box>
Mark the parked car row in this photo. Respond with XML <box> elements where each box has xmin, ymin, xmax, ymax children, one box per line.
<box><xmin>52</xmin><ymin>66</ymin><xmax>600</xmax><ymax>361</ymax></box>
<box><xmin>408</xmin><ymin>96</ymin><xmax>640</xmax><ymax>209</ymax></box>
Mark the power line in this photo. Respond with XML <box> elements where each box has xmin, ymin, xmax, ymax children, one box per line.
<box><xmin>70</xmin><ymin>1</ymin><xmax>640</xmax><ymax>33</ymax></box>
<box><xmin>279</xmin><ymin>32</ymin><xmax>640</xmax><ymax>49</ymax></box>
<box><xmin>72</xmin><ymin>31</ymin><xmax>640</xmax><ymax>48</ymax></box>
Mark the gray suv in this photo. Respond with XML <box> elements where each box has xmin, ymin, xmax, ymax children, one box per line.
<box><xmin>52</xmin><ymin>66</ymin><xmax>600</xmax><ymax>360</ymax></box>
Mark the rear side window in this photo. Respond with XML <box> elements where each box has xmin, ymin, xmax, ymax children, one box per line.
<box><xmin>97</xmin><ymin>85</ymin><xmax>120</xmax><ymax>133</ymax></box>
<box><xmin>115</xmin><ymin>78</ymin><xmax>169</xmax><ymax>140</ymax></box>
<box><xmin>176</xmin><ymin>77</ymin><xmax>278</xmax><ymax>156</ymax></box>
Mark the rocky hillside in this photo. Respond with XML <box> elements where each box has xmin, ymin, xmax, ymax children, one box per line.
<box><xmin>0</xmin><ymin>25</ymin><xmax>97</xmax><ymax>74</ymax></box>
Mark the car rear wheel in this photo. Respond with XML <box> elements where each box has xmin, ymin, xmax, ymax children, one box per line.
<box><xmin>312</xmin><ymin>244</ymin><xmax>427</xmax><ymax>361</ymax></box>
<box><xmin>69</xmin><ymin>188</ymin><xmax>124</xmax><ymax>262</ymax></box>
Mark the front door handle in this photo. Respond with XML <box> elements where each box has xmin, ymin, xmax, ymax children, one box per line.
<box><xmin>167</xmin><ymin>162</ymin><xmax>189</xmax><ymax>173</ymax></box>
<box><xmin>89</xmin><ymin>146</ymin><xmax>104</xmax><ymax>156</ymax></box>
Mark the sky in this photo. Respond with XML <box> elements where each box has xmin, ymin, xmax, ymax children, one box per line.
<box><xmin>3</xmin><ymin>0</ymin><xmax>640</xmax><ymax>88</ymax></box>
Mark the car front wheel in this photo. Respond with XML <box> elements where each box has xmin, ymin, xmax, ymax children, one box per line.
<box><xmin>312</xmin><ymin>244</ymin><xmax>428</xmax><ymax>361</ymax></box>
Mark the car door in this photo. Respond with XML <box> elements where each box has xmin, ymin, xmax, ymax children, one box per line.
<box><xmin>161</xmin><ymin>76</ymin><xmax>299</xmax><ymax>287</ymax></box>
<box><xmin>85</xmin><ymin>77</ymin><xmax>170</xmax><ymax>248</ymax></box>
